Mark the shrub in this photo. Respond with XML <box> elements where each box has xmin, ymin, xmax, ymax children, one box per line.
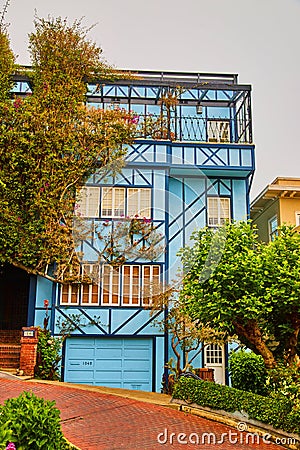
<box><xmin>0</xmin><ymin>391</ymin><xmax>72</xmax><ymax>449</ymax></box>
<box><xmin>0</xmin><ymin>426</ymin><xmax>14</xmax><ymax>450</ymax></box>
<box><xmin>229</xmin><ymin>349</ymin><xmax>267</xmax><ymax>395</ymax></box>
<box><xmin>35</xmin><ymin>329</ymin><xmax>62</xmax><ymax>380</ymax></box>
<box><xmin>172</xmin><ymin>377</ymin><xmax>300</xmax><ymax>434</ymax></box>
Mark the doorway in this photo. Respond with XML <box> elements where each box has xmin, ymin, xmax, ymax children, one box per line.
<box><xmin>0</xmin><ymin>264</ymin><xmax>30</xmax><ymax>330</ymax></box>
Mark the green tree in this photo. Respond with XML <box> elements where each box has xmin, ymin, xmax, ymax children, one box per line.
<box><xmin>147</xmin><ymin>285</ymin><xmax>227</xmax><ymax>376</ymax></box>
<box><xmin>179</xmin><ymin>221</ymin><xmax>300</xmax><ymax>368</ymax></box>
<box><xmin>0</xmin><ymin>17</ymin><xmax>137</xmax><ymax>282</ymax></box>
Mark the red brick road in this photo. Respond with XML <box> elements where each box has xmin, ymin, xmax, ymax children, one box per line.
<box><xmin>0</xmin><ymin>378</ymin><xmax>286</xmax><ymax>450</ymax></box>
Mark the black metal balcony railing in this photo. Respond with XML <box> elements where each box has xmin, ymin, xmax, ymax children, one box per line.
<box><xmin>135</xmin><ymin>114</ymin><xmax>252</xmax><ymax>144</ymax></box>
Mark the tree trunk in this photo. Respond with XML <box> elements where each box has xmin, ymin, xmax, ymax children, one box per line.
<box><xmin>233</xmin><ymin>319</ymin><xmax>276</xmax><ymax>368</ymax></box>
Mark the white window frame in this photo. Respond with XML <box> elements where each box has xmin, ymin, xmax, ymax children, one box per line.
<box><xmin>205</xmin><ymin>343</ymin><xmax>223</xmax><ymax>365</ymax></box>
<box><xmin>141</xmin><ymin>265</ymin><xmax>161</xmax><ymax>306</ymax></box>
<box><xmin>60</xmin><ymin>284</ymin><xmax>80</xmax><ymax>306</ymax></box>
<box><xmin>122</xmin><ymin>265</ymin><xmax>141</xmax><ymax>306</ymax></box>
<box><xmin>295</xmin><ymin>211</ymin><xmax>300</xmax><ymax>227</ymax></box>
<box><xmin>207</xmin><ymin>197</ymin><xmax>231</xmax><ymax>227</ymax></box>
<box><xmin>268</xmin><ymin>215</ymin><xmax>278</xmax><ymax>241</ymax></box>
<box><xmin>101</xmin><ymin>187</ymin><xmax>126</xmax><ymax>218</ymax></box>
<box><xmin>81</xmin><ymin>264</ymin><xmax>100</xmax><ymax>305</ymax></box>
<box><xmin>127</xmin><ymin>188</ymin><xmax>151</xmax><ymax>218</ymax></box>
<box><xmin>100</xmin><ymin>187</ymin><xmax>151</xmax><ymax>219</ymax></box>
<box><xmin>207</xmin><ymin>120</ymin><xmax>230</xmax><ymax>143</ymax></box>
<box><xmin>75</xmin><ymin>186</ymin><xmax>100</xmax><ymax>218</ymax></box>
<box><xmin>101</xmin><ymin>265</ymin><xmax>120</xmax><ymax>306</ymax></box>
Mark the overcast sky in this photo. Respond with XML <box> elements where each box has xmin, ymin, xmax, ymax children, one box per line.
<box><xmin>3</xmin><ymin>0</ymin><xmax>300</xmax><ymax>199</ymax></box>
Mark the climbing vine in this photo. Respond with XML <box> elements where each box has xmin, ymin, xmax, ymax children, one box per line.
<box><xmin>0</xmin><ymin>17</ymin><xmax>138</xmax><ymax>282</ymax></box>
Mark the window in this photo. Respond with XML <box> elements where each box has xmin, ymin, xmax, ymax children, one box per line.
<box><xmin>102</xmin><ymin>187</ymin><xmax>151</xmax><ymax>219</ymax></box>
<box><xmin>60</xmin><ymin>264</ymin><xmax>161</xmax><ymax>307</ymax></box>
<box><xmin>75</xmin><ymin>187</ymin><xmax>100</xmax><ymax>218</ymax></box>
<box><xmin>122</xmin><ymin>265</ymin><xmax>140</xmax><ymax>306</ymax></box>
<box><xmin>142</xmin><ymin>265</ymin><xmax>160</xmax><ymax>306</ymax></box>
<box><xmin>127</xmin><ymin>188</ymin><xmax>151</xmax><ymax>218</ymax></box>
<box><xmin>81</xmin><ymin>264</ymin><xmax>100</xmax><ymax>305</ymax></box>
<box><xmin>60</xmin><ymin>284</ymin><xmax>79</xmax><ymax>305</ymax></box>
<box><xmin>207</xmin><ymin>120</ymin><xmax>230</xmax><ymax>143</ymax></box>
<box><xmin>101</xmin><ymin>264</ymin><xmax>160</xmax><ymax>306</ymax></box>
<box><xmin>268</xmin><ymin>215</ymin><xmax>278</xmax><ymax>241</ymax></box>
<box><xmin>75</xmin><ymin>187</ymin><xmax>151</xmax><ymax>219</ymax></box>
<box><xmin>101</xmin><ymin>265</ymin><xmax>120</xmax><ymax>305</ymax></box>
<box><xmin>60</xmin><ymin>265</ymin><xmax>100</xmax><ymax>305</ymax></box>
<box><xmin>101</xmin><ymin>187</ymin><xmax>125</xmax><ymax>217</ymax></box>
<box><xmin>207</xmin><ymin>197</ymin><xmax>230</xmax><ymax>226</ymax></box>
<box><xmin>295</xmin><ymin>212</ymin><xmax>300</xmax><ymax>227</ymax></box>
<box><xmin>205</xmin><ymin>344</ymin><xmax>223</xmax><ymax>364</ymax></box>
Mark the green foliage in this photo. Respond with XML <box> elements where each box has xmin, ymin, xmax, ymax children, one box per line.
<box><xmin>0</xmin><ymin>425</ymin><xmax>14</xmax><ymax>450</ymax></box>
<box><xmin>0</xmin><ymin>16</ymin><xmax>137</xmax><ymax>282</ymax></box>
<box><xmin>266</xmin><ymin>362</ymin><xmax>300</xmax><ymax>407</ymax></box>
<box><xmin>35</xmin><ymin>329</ymin><xmax>62</xmax><ymax>380</ymax></box>
<box><xmin>0</xmin><ymin>25</ymin><xmax>14</xmax><ymax>101</ymax></box>
<box><xmin>173</xmin><ymin>377</ymin><xmax>300</xmax><ymax>434</ymax></box>
<box><xmin>179</xmin><ymin>221</ymin><xmax>300</xmax><ymax>367</ymax></box>
<box><xmin>0</xmin><ymin>391</ymin><xmax>72</xmax><ymax>449</ymax></box>
<box><xmin>229</xmin><ymin>350</ymin><xmax>267</xmax><ymax>395</ymax></box>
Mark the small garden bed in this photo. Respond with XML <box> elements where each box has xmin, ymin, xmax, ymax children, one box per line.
<box><xmin>172</xmin><ymin>377</ymin><xmax>300</xmax><ymax>436</ymax></box>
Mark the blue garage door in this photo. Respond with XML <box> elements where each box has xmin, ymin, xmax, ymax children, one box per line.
<box><xmin>64</xmin><ymin>337</ymin><xmax>153</xmax><ymax>391</ymax></box>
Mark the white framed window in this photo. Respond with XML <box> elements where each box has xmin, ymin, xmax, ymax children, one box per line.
<box><xmin>207</xmin><ymin>197</ymin><xmax>230</xmax><ymax>227</ymax></box>
<box><xmin>60</xmin><ymin>284</ymin><xmax>80</xmax><ymax>305</ymax></box>
<box><xmin>75</xmin><ymin>187</ymin><xmax>100</xmax><ymax>218</ymax></box>
<box><xmin>268</xmin><ymin>215</ymin><xmax>278</xmax><ymax>241</ymax></box>
<box><xmin>122</xmin><ymin>265</ymin><xmax>141</xmax><ymax>306</ymax></box>
<box><xmin>295</xmin><ymin>212</ymin><xmax>300</xmax><ymax>227</ymax></box>
<box><xmin>81</xmin><ymin>264</ymin><xmax>100</xmax><ymax>305</ymax></box>
<box><xmin>101</xmin><ymin>187</ymin><xmax>125</xmax><ymax>218</ymax></box>
<box><xmin>205</xmin><ymin>344</ymin><xmax>223</xmax><ymax>364</ymax></box>
<box><xmin>127</xmin><ymin>188</ymin><xmax>151</xmax><ymax>218</ymax></box>
<box><xmin>101</xmin><ymin>265</ymin><xmax>120</xmax><ymax>305</ymax></box>
<box><xmin>99</xmin><ymin>264</ymin><xmax>161</xmax><ymax>307</ymax></box>
<box><xmin>207</xmin><ymin>120</ymin><xmax>230</xmax><ymax>143</ymax></box>
<box><xmin>142</xmin><ymin>265</ymin><xmax>160</xmax><ymax>306</ymax></box>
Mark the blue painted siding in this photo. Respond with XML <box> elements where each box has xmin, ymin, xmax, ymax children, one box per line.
<box><xmin>28</xmin><ymin>71</ymin><xmax>255</xmax><ymax>390</ymax></box>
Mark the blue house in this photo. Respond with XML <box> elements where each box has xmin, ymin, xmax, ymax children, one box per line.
<box><xmin>3</xmin><ymin>70</ymin><xmax>255</xmax><ymax>390</ymax></box>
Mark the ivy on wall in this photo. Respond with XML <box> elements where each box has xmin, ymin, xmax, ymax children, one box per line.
<box><xmin>0</xmin><ymin>17</ymin><xmax>138</xmax><ymax>282</ymax></box>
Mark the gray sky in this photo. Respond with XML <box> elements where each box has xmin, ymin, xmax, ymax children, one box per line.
<box><xmin>3</xmin><ymin>0</ymin><xmax>300</xmax><ymax>199</ymax></box>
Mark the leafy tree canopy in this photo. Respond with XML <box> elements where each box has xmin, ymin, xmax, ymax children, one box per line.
<box><xmin>0</xmin><ymin>17</ymin><xmax>137</xmax><ymax>282</ymax></box>
<box><xmin>179</xmin><ymin>221</ymin><xmax>300</xmax><ymax>368</ymax></box>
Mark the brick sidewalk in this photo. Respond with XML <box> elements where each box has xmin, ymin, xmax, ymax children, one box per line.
<box><xmin>0</xmin><ymin>378</ymin><xmax>286</xmax><ymax>449</ymax></box>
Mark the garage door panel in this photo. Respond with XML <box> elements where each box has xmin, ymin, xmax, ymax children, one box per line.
<box><xmin>67</xmin><ymin>347</ymin><xmax>95</xmax><ymax>359</ymax></box>
<box><xmin>65</xmin><ymin>337</ymin><xmax>153</xmax><ymax>391</ymax></box>
<box><xmin>67</xmin><ymin>370</ymin><xmax>94</xmax><ymax>382</ymax></box>
<box><xmin>95</xmin><ymin>370</ymin><xmax>122</xmax><ymax>381</ymax></box>
<box><xmin>124</xmin><ymin>348</ymin><xmax>150</xmax><ymax>358</ymax></box>
<box><xmin>94</xmin><ymin>359</ymin><xmax>122</xmax><ymax>370</ymax></box>
<box><xmin>123</xmin><ymin>370</ymin><xmax>149</xmax><ymax>381</ymax></box>
<box><xmin>123</xmin><ymin>359</ymin><xmax>149</xmax><ymax>371</ymax></box>
<box><xmin>95</xmin><ymin>348</ymin><xmax>122</xmax><ymax>358</ymax></box>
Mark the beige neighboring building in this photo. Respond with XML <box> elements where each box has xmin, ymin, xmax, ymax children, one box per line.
<box><xmin>250</xmin><ymin>177</ymin><xmax>300</xmax><ymax>242</ymax></box>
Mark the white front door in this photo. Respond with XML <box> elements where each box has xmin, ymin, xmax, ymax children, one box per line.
<box><xmin>204</xmin><ymin>343</ymin><xmax>225</xmax><ymax>384</ymax></box>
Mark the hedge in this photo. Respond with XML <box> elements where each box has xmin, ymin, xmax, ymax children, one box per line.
<box><xmin>172</xmin><ymin>377</ymin><xmax>300</xmax><ymax>435</ymax></box>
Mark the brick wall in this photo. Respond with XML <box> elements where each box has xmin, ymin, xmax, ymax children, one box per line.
<box><xmin>19</xmin><ymin>327</ymin><xmax>39</xmax><ymax>376</ymax></box>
